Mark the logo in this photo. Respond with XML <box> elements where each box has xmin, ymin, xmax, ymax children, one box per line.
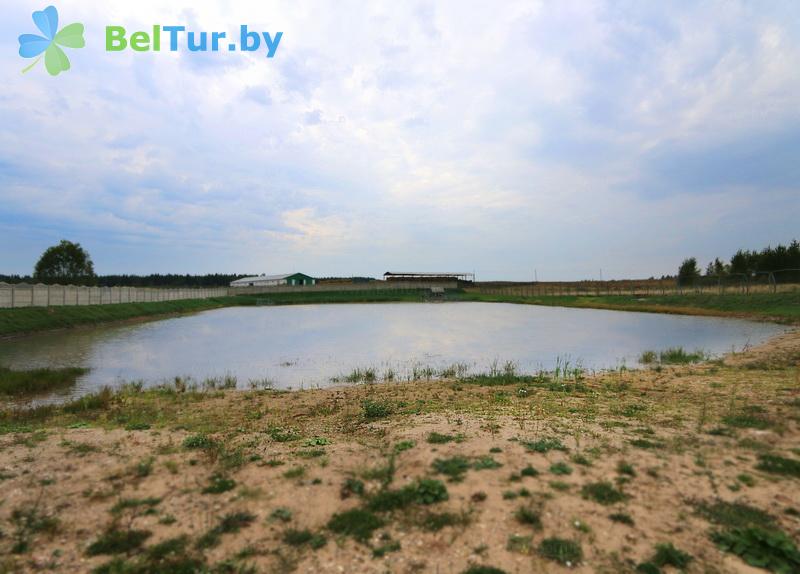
<box><xmin>18</xmin><ymin>5</ymin><xmax>85</xmax><ymax>76</ymax></box>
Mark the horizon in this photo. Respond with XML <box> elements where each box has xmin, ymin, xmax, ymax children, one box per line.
<box><xmin>3</xmin><ymin>1</ymin><xmax>800</xmax><ymax>281</ymax></box>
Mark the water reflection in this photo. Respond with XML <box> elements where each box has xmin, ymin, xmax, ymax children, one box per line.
<box><xmin>0</xmin><ymin>302</ymin><xmax>785</xmax><ymax>401</ymax></box>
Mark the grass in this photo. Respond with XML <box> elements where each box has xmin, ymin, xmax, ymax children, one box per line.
<box><xmin>549</xmin><ymin>461</ymin><xmax>572</xmax><ymax>475</ymax></box>
<box><xmin>196</xmin><ymin>512</ymin><xmax>255</xmax><ymax>549</ymax></box>
<box><xmin>712</xmin><ymin>526</ymin><xmax>800</xmax><ymax>572</ymax></box>
<box><xmin>86</xmin><ymin>528</ymin><xmax>152</xmax><ymax>556</ymax></box>
<box><xmin>460</xmin><ymin>290</ymin><xmax>800</xmax><ymax>323</ymax></box>
<box><xmin>367</xmin><ymin>478</ymin><xmax>449</xmax><ymax>511</ymax></box>
<box><xmin>327</xmin><ymin>509</ymin><xmax>385</xmax><ymax>542</ymax></box>
<box><xmin>0</xmin><ymin>366</ymin><xmax>88</xmax><ymax>396</ymax></box>
<box><xmin>581</xmin><ymin>481</ymin><xmax>627</xmax><ymax>505</ymax></box>
<box><xmin>521</xmin><ymin>437</ymin><xmax>567</xmax><ymax>453</ymax></box>
<box><xmin>202</xmin><ymin>473</ymin><xmax>236</xmax><ymax>494</ymax></box>
<box><xmin>0</xmin><ymin>290</ymin><xmax>439</xmax><ymax>337</ymax></box>
<box><xmin>0</xmin><ymin>297</ymin><xmax>237</xmax><ymax>337</ymax></box>
<box><xmin>756</xmin><ymin>453</ymin><xmax>800</xmax><ymax>477</ymax></box>
<box><xmin>650</xmin><ymin>542</ymin><xmax>692</xmax><ymax>568</ymax></box>
<box><xmin>514</xmin><ymin>506</ymin><xmax>542</xmax><ymax>529</ymax></box>
<box><xmin>537</xmin><ymin>537</ymin><xmax>583</xmax><ymax>566</ymax></box>
<box><xmin>693</xmin><ymin>499</ymin><xmax>776</xmax><ymax>529</ymax></box>
<box><xmin>282</xmin><ymin>529</ymin><xmax>327</xmax><ymax>549</ymax></box>
<box><xmin>638</xmin><ymin>347</ymin><xmax>708</xmax><ymax>365</ymax></box>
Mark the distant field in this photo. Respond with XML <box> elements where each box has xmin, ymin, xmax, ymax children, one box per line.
<box><xmin>461</xmin><ymin>291</ymin><xmax>800</xmax><ymax>324</ymax></box>
<box><xmin>1</xmin><ymin>288</ymin><xmax>797</xmax><ymax>337</ymax></box>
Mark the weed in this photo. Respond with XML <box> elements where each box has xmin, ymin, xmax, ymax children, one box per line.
<box><xmin>183</xmin><ymin>434</ymin><xmax>216</xmax><ymax>450</ymax></box>
<box><xmin>693</xmin><ymin>499</ymin><xmax>776</xmax><ymax>529</ymax></box>
<box><xmin>617</xmin><ymin>461</ymin><xmax>636</xmax><ymax>477</ymax></box>
<box><xmin>340</xmin><ymin>478</ymin><xmax>365</xmax><ymax>499</ymax></box>
<box><xmin>86</xmin><ymin>528</ymin><xmax>152</xmax><ymax>556</ymax></box>
<box><xmin>394</xmin><ymin>440</ymin><xmax>415</xmax><ymax>452</ymax></box>
<box><xmin>522</xmin><ymin>437</ymin><xmax>567</xmax><ymax>453</ymax></box>
<box><xmin>134</xmin><ymin>457</ymin><xmax>154</xmax><ymax>478</ymax></box>
<box><xmin>629</xmin><ymin>438</ymin><xmax>663</xmax><ymax>449</ymax></box>
<box><xmin>269</xmin><ymin>508</ymin><xmax>293</xmax><ymax>523</ymax></box>
<box><xmin>756</xmin><ymin>453</ymin><xmax>800</xmax><ymax>477</ymax></box>
<box><xmin>432</xmin><ymin>456</ymin><xmax>471</xmax><ymax>482</ymax></box>
<box><xmin>472</xmin><ymin>456</ymin><xmax>502</xmax><ymax>471</ymax></box>
<box><xmin>506</xmin><ymin>534</ymin><xmax>533</xmax><ymax>554</ymax></box>
<box><xmin>418</xmin><ymin>511</ymin><xmax>470</xmax><ymax>532</ymax></box>
<box><xmin>462</xmin><ymin>567</ymin><xmax>507</xmax><ymax>574</ymax></box>
<box><xmin>267</xmin><ymin>426</ymin><xmax>300</xmax><ymax>442</ymax></box>
<box><xmin>427</xmin><ymin>432</ymin><xmax>462</xmax><ymax>444</ymax></box>
<box><xmin>9</xmin><ymin>499</ymin><xmax>59</xmax><ymax>554</ymax></box>
<box><xmin>712</xmin><ymin>527</ymin><xmax>800</xmax><ymax>572</ymax></box>
<box><xmin>202</xmin><ymin>473</ymin><xmax>236</xmax><ymax>494</ymax></box>
<box><xmin>520</xmin><ymin>465</ymin><xmax>539</xmax><ymax>477</ymax></box>
<box><xmin>196</xmin><ymin>512</ymin><xmax>255</xmax><ymax>549</ymax></box>
<box><xmin>283</xmin><ymin>529</ymin><xmax>326</xmax><ymax>549</ymax></box>
<box><xmin>372</xmin><ymin>540</ymin><xmax>401</xmax><ymax>558</ymax></box>
<box><xmin>110</xmin><ymin>498</ymin><xmax>161</xmax><ymax>515</ymax></box>
<box><xmin>724</xmin><ymin>406</ymin><xmax>773</xmax><ymax>430</ymax></box>
<box><xmin>651</xmin><ymin>542</ymin><xmax>692</xmax><ymax>568</ymax></box>
<box><xmin>538</xmin><ymin>537</ymin><xmax>583</xmax><ymax>566</ymax></box>
<box><xmin>282</xmin><ymin>466</ymin><xmax>306</xmax><ymax>479</ymax></box>
<box><xmin>514</xmin><ymin>506</ymin><xmax>542</xmax><ymax>529</ymax></box>
<box><xmin>327</xmin><ymin>509</ymin><xmax>385</xmax><ymax>543</ymax></box>
<box><xmin>581</xmin><ymin>482</ymin><xmax>626</xmax><ymax>505</ymax></box>
<box><xmin>549</xmin><ymin>462</ymin><xmax>572</xmax><ymax>475</ymax></box>
<box><xmin>368</xmin><ymin>478</ymin><xmax>448</xmax><ymax>511</ymax></box>
<box><xmin>362</xmin><ymin>399</ymin><xmax>393</xmax><ymax>420</ymax></box>
<box><xmin>609</xmin><ymin>512</ymin><xmax>634</xmax><ymax>526</ymax></box>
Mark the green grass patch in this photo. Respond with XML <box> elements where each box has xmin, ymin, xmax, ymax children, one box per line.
<box><xmin>756</xmin><ymin>453</ymin><xmax>800</xmax><ymax>477</ymax></box>
<box><xmin>196</xmin><ymin>512</ymin><xmax>255</xmax><ymax>549</ymax></box>
<box><xmin>521</xmin><ymin>437</ymin><xmax>567</xmax><ymax>453</ymax></box>
<box><xmin>581</xmin><ymin>481</ymin><xmax>627</xmax><ymax>505</ymax></box>
<box><xmin>537</xmin><ymin>537</ymin><xmax>583</xmax><ymax>566</ymax></box>
<box><xmin>693</xmin><ymin>499</ymin><xmax>776</xmax><ymax>529</ymax></box>
<box><xmin>712</xmin><ymin>527</ymin><xmax>800</xmax><ymax>573</ymax></box>
<box><xmin>0</xmin><ymin>366</ymin><xmax>88</xmax><ymax>396</ymax></box>
<box><xmin>650</xmin><ymin>542</ymin><xmax>692</xmax><ymax>569</ymax></box>
<box><xmin>327</xmin><ymin>509</ymin><xmax>385</xmax><ymax>543</ymax></box>
<box><xmin>86</xmin><ymin>528</ymin><xmax>152</xmax><ymax>556</ymax></box>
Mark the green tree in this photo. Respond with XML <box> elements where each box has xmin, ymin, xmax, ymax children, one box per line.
<box><xmin>34</xmin><ymin>240</ymin><xmax>96</xmax><ymax>285</ymax></box>
<box><xmin>677</xmin><ymin>257</ymin><xmax>700</xmax><ymax>285</ymax></box>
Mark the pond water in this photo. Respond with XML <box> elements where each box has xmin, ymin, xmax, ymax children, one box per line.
<box><xmin>0</xmin><ymin>302</ymin><xmax>785</xmax><ymax>401</ymax></box>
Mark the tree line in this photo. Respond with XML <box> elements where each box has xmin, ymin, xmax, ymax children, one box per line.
<box><xmin>679</xmin><ymin>240</ymin><xmax>800</xmax><ymax>283</ymax></box>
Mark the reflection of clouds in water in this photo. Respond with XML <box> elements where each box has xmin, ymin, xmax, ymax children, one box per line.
<box><xmin>0</xmin><ymin>303</ymin><xmax>785</xmax><ymax>401</ymax></box>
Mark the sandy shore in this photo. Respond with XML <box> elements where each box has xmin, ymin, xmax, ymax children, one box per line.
<box><xmin>1</xmin><ymin>331</ymin><xmax>798</xmax><ymax>573</ymax></box>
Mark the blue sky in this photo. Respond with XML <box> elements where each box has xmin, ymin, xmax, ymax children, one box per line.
<box><xmin>2</xmin><ymin>1</ymin><xmax>799</xmax><ymax>280</ymax></box>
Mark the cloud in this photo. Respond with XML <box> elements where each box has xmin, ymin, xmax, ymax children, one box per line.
<box><xmin>0</xmin><ymin>0</ymin><xmax>799</xmax><ymax>279</ymax></box>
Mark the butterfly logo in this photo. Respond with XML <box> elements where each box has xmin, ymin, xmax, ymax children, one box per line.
<box><xmin>19</xmin><ymin>6</ymin><xmax>85</xmax><ymax>76</ymax></box>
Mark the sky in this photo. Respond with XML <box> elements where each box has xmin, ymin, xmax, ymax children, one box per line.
<box><xmin>1</xmin><ymin>1</ymin><xmax>799</xmax><ymax>281</ymax></box>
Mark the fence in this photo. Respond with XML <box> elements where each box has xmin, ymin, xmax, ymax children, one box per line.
<box><xmin>0</xmin><ymin>281</ymin><xmax>458</xmax><ymax>309</ymax></box>
<box><xmin>0</xmin><ymin>283</ymin><xmax>228</xmax><ymax>309</ymax></box>
<box><xmin>471</xmin><ymin>276</ymin><xmax>800</xmax><ymax>298</ymax></box>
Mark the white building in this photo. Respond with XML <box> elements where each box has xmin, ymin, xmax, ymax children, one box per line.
<box><xmin>229</xmin><ymin>273</ymin><xmax>316</xmax><ymax>288</ymax></box>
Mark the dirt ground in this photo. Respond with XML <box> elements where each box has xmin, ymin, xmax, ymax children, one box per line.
<box><xmin>1</xmin><ymin>331</ymin><xmax>799</xmax><ymax>573</ymax></box>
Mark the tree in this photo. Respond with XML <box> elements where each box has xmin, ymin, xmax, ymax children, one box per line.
<box><xmin>677</xmin><ymin>257</ymin><xmax>700</xmax><ymax>285</ymax></box>
<box><xmin>34</xmin><ymin>240</ymin><xmax>96</xmax><ymax>285</ymax></box>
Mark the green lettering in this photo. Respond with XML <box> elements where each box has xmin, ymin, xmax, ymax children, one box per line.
<box><xmin>106</xmin><ymin>26</ymin><xmax>127</xmax><ymax>51</ymax></box>
<box><xmin>153</xmin><ymin>25</ymin><xmax>161</xmax><ymax>51</ymax></box>
<box><xmin>130</xmin><ymin>31</ymin><xmax>150</xmax><ymax>51</ymax></box>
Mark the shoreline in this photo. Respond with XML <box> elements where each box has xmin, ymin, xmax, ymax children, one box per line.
<box><xmin>1</xmin><ymin>330</ymin><xmax>798</xmax><ymax>572</ymax></box>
